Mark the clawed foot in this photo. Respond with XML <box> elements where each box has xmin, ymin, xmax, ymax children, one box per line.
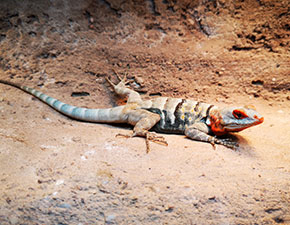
<box><xmin>215</xmin><ymin>137</ymin><xmax>239</xmax><ymax>150</ymax></box>
<box><xmin>145</xmin><ymin>132</ymin><xmax>168</xmax><ymax>153</ymax></box>
<box><xmin>115</xmin><ymin>133</ymin><xmax>131</xmax><ymax>139</ymax></box>
<box><xmin>106</xmin><ymin>70</ymin><xmax>133</xmax><ymax>88</ymax></box>
<box><xmin>115</xmin><ymin>132</ymin><xmax>168</xmax><ymax>153</ymax></box>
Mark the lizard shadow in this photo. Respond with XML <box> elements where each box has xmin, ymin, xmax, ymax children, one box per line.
<box><xmin>93</xmin><ymin>122</ymin><xmax>258</xmax><ymax>158</ymax></box>
<box><xmin>103</xmin><ymin>123</ymin><xmax>132</xmax><ymax>130</ymax></box>
<box><xmin>99</xmin><ymin>123</ymin><xmax>135</xmax><ymax>135</ymax></box>
<box><xmin>219</xmin><ymin>133</ymin><xmax>257</xmax><ymax>157</ymax></box>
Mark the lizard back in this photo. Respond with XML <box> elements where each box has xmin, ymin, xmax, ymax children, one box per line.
<box><xmin>142</xmin><ymin>97</ymin><xmax>213</xmax><ymax>134</ymax></box>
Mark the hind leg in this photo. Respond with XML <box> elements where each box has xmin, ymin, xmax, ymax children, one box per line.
<box><xmin>129</xmin><ymin>109</ymin><xmax>168</xmax><ymax>153</ymax></box>
<box><xmin>116</xmin><ymin>108</ymin><xmax>167</xmax><ymax>153</ymax></box>
<box><xmin>106</xmin><ymin>71</ymin><xmax>142</xmax><ymax>104</ymax></box>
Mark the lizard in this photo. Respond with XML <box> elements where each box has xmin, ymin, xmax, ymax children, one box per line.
<box><xmin>0</xmin><ymin>73</ymin><xmax>264</xmax><ymax>152</ymax></box>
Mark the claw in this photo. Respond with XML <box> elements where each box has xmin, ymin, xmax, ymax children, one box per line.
<box><xmin>115</xmin><ymin>132</ymin><xmax>167</xmax><ymax>153</ymax></box>
<box><xmin>146</xmin><ymin>132</ymin><xmax>168</xmax><ymax>153</ymax></box>
<box><xmin>213</xmin><ymin>136</ymin><xmax>239</xmax><ymax>150</ymax></box>
<box><xmin>146</xmin><ymin>132</ymin><xmax>168</xmax><ymax>145</ymax></box>
<box><xmin>115</xmin><ymin>133</ymin><xmax>131</xmax><ymax>138</ymax></box>
<box><xmin>105</xmin><ymin>69</ymin><xmax>134</xmax><ymax>91</ymax></box>
<box><xmin>105</xmin><ymin>77</ymin><xmax>116</xmax><ymax>87</ymax></box>
<box><xmin>220</xmin><ymin>138</ymin><xmax>239</xmax><ymax>150</ymax></box>
<box><xmin>107</xmin><ymin>70</ymin><xmax>133</xmax><ymax>89</ymax></box>
<box><xmin>210</xmin><ymin>141</ymin><xmax>216</xmax><ymax>150</ymax></box>
<box><xmin>145</xmin><ymin>135</ymin><xmax>150</xmax><ymax>153</ymax></box>
<box><xmin>112</xmin><ymin>69</ymin><xmax>127</xmax><ymax>84</ymax></box>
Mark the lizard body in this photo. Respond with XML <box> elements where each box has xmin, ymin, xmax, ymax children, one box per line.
<box><xmin>0</xmin><ymin>76</ymin><xmax>264</xmax><ymax>152</ymax></box>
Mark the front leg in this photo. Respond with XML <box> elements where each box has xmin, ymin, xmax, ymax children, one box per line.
<box><xmin>185</xmin><ymin>123</ymin><xmax>238</xmax><ymax>149</ymax></box>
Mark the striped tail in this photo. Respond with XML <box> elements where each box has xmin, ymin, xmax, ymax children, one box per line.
<box><xmin>0</xmin><ymin>80</ymin><xmax>128</xmax><ymax>123</ymax></box>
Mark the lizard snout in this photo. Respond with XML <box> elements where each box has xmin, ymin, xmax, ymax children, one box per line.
<box><xmin>254</xmin><ymin>114</ymin><xmax>264</xmax><ymax>124</ymax></box>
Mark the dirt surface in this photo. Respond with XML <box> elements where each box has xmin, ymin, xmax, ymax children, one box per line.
<box><xmin>0</xmin><ymin>0</ymin><xmax>289</xmax><ymax>224</ymax></box>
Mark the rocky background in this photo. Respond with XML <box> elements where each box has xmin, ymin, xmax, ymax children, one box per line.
<box><xmin>0</xmin><ymin>0</ymin><xmax>289</xmax><ymax>224</ymax></box>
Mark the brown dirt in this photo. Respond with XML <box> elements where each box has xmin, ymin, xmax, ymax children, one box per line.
<box><xmin>0</xmin><ymin>0</ymin><xmax>289</xmax><ymax>224</ymax></box>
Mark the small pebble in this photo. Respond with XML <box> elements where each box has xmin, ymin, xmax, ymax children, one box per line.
<box><xmin>72</xmin><ymin>136</ymin><xmax>81</xmax><ymax>142</ymax></box>
<box><xmin>57</xmin><ymin>203</ymin><xmax>71</xmax><ymax>209</ymax></box>
<box><xmin>106</xmin><ymin>214</ymin><xmax>116</xmax><ymax>222</ymax></box>
<box><xmin>55</xmin><ymin>179</ymin><xmax>64</xmax><ymax>186</ymax></box>
<box><xmin>9</xmin><ymin>215</ymin><xmax>19</xmax><ymax>225</ymax></box>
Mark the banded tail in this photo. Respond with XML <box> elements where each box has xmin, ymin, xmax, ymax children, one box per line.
<box><xmin>0</xmin><ymin>80</ymin><xmax>127</xmax><ymax>123</ymax></box>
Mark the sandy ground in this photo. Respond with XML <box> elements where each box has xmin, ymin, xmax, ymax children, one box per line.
<box><xmin>0</xmin><ymin>0</ymin><xmax>289</xmax><ymax>224</ymax></box>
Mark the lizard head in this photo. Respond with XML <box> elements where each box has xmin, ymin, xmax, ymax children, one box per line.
<box><xmin>208</xmin><ymin>105</ymin><xmax>264</xmax><ymax>136</ymax></box>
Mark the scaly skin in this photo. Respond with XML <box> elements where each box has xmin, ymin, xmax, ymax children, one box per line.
<box><xmin>0</xmin><ymin>75</ymin><xmax>264</xmax><ymax>152</ymax></box>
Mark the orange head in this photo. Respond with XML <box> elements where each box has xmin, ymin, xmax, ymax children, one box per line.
<box><xmin>207</xmin><ymin>106</ymin><xmax>264</xmax><ymax>136</ymax></box>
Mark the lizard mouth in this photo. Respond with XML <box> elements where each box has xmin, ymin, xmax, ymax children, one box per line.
<box><xmin>224</xmin><ymin>116</ymin><xmax>264</xmax><ymax>132</ymax></box>
<box><xmin>258</xmin><ymin>116</ymin><xmax>264</xmax><ymax>123</ymax></box>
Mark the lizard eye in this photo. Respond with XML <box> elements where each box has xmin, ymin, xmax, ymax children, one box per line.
<box><xmin>233</xmin><ymin>110</ymin><xmax>247</xmax><ymax>119</ymax></box>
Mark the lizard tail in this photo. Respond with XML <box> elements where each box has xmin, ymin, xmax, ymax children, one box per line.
<box><xmin>0</xmin><ymin>79</ymin><xmax>128</xmax><ymax>123</ymax></box>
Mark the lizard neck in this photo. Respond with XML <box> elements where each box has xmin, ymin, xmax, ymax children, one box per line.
<box><xmin>206</xmin><ymin>107</ymin><xmax>227</xmax><ymax>136</ymax></box>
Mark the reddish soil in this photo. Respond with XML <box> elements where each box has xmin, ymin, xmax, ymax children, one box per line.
<box><xmin>0</xmin><ymin>0</ymin><xmax>289</xmax><ymax>224</ymax></box>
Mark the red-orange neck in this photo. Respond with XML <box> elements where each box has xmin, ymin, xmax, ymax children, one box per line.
<box><xmin>209</xmin><ymin>114</ymin><xmax>227</xmax><ymax>136</ymax></box>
